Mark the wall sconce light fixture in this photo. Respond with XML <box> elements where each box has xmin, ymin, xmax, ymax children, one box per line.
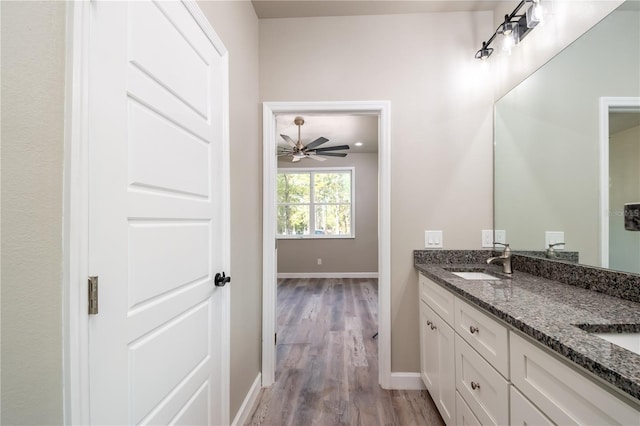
<box><xmin>475</xmin><ymin>0</ymin><xmax>544</xmax><ymax>60</ymax></box>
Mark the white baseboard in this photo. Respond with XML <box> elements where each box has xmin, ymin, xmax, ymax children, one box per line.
<box><xmin>389</xmin><ymin>372</ymin><xmax>425</xmax><ymax>390</ymax></box>
<box><xmin>277</xmin><ymin>272</ymin><xmax>379</xmax><ymax>279</ymax></box>
<box><xmin>231</xmin><ymin>373</ymin><xmax>262</xmax><ymax>426</ymax></box>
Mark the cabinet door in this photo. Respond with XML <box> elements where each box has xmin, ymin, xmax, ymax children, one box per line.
<box><xmin>433</xmin><ymin>308</ymin><xmax>456</xmax><ymax>425</ymax></box>
<box><xmin>420</xmin><ymin>301</ymin><xmax>436</xmax><ymax>391</ymax></box>
<box><xmin>510</xmin><ymin>386</ymin><xmax>553</xmax><ymax>426</ymax></box>
<box><xmin>511</xmin><ymin>333</ymin><xmax>640</xmax><ymax>425</ymax></box>
<box><xmin>422</xmin><ymin>303</ymin><xmax>455</xmax><ymax>425</ymax></box>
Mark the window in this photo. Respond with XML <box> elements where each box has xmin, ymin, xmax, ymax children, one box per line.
<box><xmin>277</xmin><ymin>168</ymin><xmax>354</xmax><ymax>238</ymax></box>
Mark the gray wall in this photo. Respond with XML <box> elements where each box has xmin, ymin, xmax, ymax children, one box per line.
<box><xmin>1</xmin><ymin>1</ymin><xmax>66</xmax><ymax>423</ymax></box>
<box><xmin>260</xmin><ymin>11</ymin><xmax>495</xmax><ymax>372</ymax></box>
<box><xmin>195</xmin><ymin>1</ymin><xmax>262</xmax><ymax>418</ymax></box>
<box><xmin>0</xmin><ymin>0</ymin><xmax>622</xmax><ymax>420</ymax></box>
<box><xmin>0</xmin><ymin>1</ymin><xmax>261</xmax><ymax>422</ymax></box>
<box><xmin>277</xmin><ymin>153</ymin><xmax>378</xmax><ymax>273</ymax></box>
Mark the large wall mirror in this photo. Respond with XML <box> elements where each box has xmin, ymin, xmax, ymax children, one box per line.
<box><xmin>495</xmin><ymin>1</ymin><xmax>640</xmax><ymax>274</ymax></box>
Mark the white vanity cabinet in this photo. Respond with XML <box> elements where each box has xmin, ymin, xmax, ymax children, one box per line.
<box><xmin>417</xmin><ymin>272</ymin><xmax>640</xmax><ymax>426</ymax></box>
<box><xmin>456</xmin><ymin>392</ymin><xmax>482</xmax><ymax>426</ymax></box>
<box><xmin>510</xmin><ymin>333</ymin><xmax>640</xmax><ymax>425</ymax></box>
<box><xmin>453</xmin><ymin>298</ymin><xmax>509</xmax><ymax>426</ymax></box>
<box><xmin>455</xmin><ymin>334</ymin><xmax>509</xmax><ymax>426</ymax></box>
<box><xmin>454</xmin><ymin>298</ymin><xmax>509</xmax><ymax>377</ymax></box>
<box><xmin>419</xmin><ymin>274</ymin><xmax>456</xmax><ymax>425</ymax></box>
<box><xmin>420</xmin><ymin>273</ymin><xmax>508</xmax><ymax>425</ymax></box>
<box><xmin>510</xmin><ymin>385</ymin><xmax>553</xmax><ymax>426</ymax></box>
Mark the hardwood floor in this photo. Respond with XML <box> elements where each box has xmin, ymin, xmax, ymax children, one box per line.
<box><xmin>245</xmin><ymin>278</ymin><xmax>445</xmax><ymax>426</ymax></box>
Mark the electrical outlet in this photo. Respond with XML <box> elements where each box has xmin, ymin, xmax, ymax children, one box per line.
<box><xmin>495</xmin><ymin>230</ymin><xmax>507</xmax><ymax>244</ymax></box>
<box><xmin>425</xmin><ymin>230</ymin><xmax>443</xmax><ymax>248</ymax></box>
<box><xmin>317</xmin><ymin>258</ymin><xmax>322</xmax><ymax>265</ymax></box>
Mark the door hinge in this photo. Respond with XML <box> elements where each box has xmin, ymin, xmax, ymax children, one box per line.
<box><xmin>275</xmin><ymin>333</ymin><xmax>277</xmax><ymax>345</ymax></box>
<box><xmin>88</xmin><ymin>276</ymin><xmax>99</xmax><ymax>315</ymax></box>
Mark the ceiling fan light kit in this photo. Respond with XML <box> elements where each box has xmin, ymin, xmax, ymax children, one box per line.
<box><xmin>278</xmin><ymin>116</ymin><xmax>350</xmax><ymax>162</ymax></box>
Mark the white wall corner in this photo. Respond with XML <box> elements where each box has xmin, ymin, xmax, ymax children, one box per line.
<box><xmin>231</xmin><ymin>373</ymin><xmax>262</xmax><ymax>426</ymax></box>
<box><xmin>389</xmin><ymin>372</ymin><xmax>426</xmax><ymax>390</ymax></box>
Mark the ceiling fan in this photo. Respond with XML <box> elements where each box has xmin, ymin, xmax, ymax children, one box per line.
<box><xmin>277</xmin><ymin>116</ymin><xmax>349</xmax><ymax>162</ymax></box>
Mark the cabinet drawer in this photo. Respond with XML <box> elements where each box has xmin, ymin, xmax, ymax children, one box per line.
<box><xmin>455</xmin><ymin>335</ymin><xmax>509</xmax><ymax>426</ymax></box>
<box><xmin>456</xmin><ymin>391</ymin><xmax>481</xmax><ymax>426</ymax></box>
<box><xmin>419</xmin><ymin>273</ymin><xmax>454</xmax><ymax>326</ymax></box>
<box><xmin>510</xmin><ymin>385</ymin><xmax>553</xmax><ymax>426</ymax></box>
<box><xmin>511</xmin><ymin>332</ymin><xmax>640</xmax><ymax>425</ymax></box>
<box><xmin>454</xmin><ymin>297</ymin><xmax>508</xmax><ymax>377</ymax></box>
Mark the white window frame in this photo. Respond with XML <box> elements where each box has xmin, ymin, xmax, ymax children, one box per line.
<box><xmin>277</xmin><ymin>166</ymin><xmax>355</xmax><ymax>239</ymax></box>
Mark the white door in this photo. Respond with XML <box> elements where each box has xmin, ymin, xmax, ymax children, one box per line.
<box><xmin>87</xmin><ymin>1</ymin><xmax>229</xmax><ymax>424</ymax></box>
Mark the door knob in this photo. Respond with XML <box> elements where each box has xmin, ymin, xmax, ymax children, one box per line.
<box><xmin>215</xmin><ymin>272</ymin><xmax>231</xmax><ymax>287</ymax></box>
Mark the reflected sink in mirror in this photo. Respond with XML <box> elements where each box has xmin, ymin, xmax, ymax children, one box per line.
<box><xmin>451</xmin><ymin>271</ymin><xmax>501</xmax><ymax>280</ymax></box>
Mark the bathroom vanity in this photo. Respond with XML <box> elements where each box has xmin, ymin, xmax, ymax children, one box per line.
<box><xmin>415</xmin><ymin>250</ymin><xmax>640</xmax><ymax>425</ymax></box>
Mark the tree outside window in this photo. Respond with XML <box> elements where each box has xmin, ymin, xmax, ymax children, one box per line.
<box><xmin>277</xmin><ymin>168</ymin><xmax>353</xmax><ymax>238</ymax></box>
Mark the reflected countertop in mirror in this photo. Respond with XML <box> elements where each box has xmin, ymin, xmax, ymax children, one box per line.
<box><xmin>494</xmin><ymin>1</ymin><xmax>640</xmax><ymax>275</ymax></box>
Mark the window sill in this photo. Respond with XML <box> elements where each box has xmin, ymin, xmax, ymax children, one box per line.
<box><xmin>277</xmin><ymin>235</ymin><xmax>355</xmax><ymax>240</ymax></box>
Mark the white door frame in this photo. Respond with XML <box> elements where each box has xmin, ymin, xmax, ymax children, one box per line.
<box><xmin>62</xmin><ymin>2</ymin><xmax>230</xmax><ymax>423</ymax></box>
<box><xmin>262</xmin><ymin>101</ymin><xmax>392</xmax><ymax>388</ymax></box>
<box><xmin>599</xmin><ymin>96</ymin><xmax>640</xmax><ymax>269</ymax></box>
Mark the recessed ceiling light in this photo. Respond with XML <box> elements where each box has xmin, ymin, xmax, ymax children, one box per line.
<box><xmin>355</xmin><ymin>142</ymin><xmax>363</xmax><ymax>147</ymax></box>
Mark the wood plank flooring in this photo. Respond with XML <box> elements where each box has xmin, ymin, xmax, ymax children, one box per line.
<box><xmin>245</xmin><ymin>278</ymin><xmax>445</xmax><ymax>426</ymax></box>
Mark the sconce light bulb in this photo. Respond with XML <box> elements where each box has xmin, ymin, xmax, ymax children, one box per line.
<box><xmin>502</xmin><ymin>33</ymin><xmax>516</xmax><ymax>54</ymax></box>
<box><xmin>502</xmin><ymin>20</ymin><xmax>513</xmax><ymax>35</ymax></box>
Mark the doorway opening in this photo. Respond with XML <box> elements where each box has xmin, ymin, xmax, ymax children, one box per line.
<box><xmin>262</xmin><ymin>101</ymin><xmax>391</xmax><ymax>388</ymax></box>
<box><xmin>599</xmin><ymin>97</ymin><xmax>640</xmax><ymax>273</ymax></box>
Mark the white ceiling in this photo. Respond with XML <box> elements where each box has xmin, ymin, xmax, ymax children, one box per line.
<box><xmin>251</xmin><ymin>0</ymin><xmax>505</xmax><ymax>19</ymax></box>
<box><xmin>277</xmin><ymin>113</ymin><xmax>379</xmax><ymax>154</ymax></box>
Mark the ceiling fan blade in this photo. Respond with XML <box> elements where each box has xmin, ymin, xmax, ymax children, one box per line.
<box><xmin>280</xmin><ymin>134</ymin><xmax>296</xmax><ymax>148</ymax></box>
<box><xmin>317</xmin><ymin>152</ymin><xmax>347</xmax><ymax>157</ymax></box>
<box><xmin>308</xmin><ymin>145</ymin><xmax>350</xmax><ymax>153</ymax></box>
<box><xmin>304</xmin><ymin>137</ymin><xmax>329</xmax><ymax>151</ymax></box>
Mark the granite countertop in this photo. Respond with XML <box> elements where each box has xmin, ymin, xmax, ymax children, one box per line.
<box><xmin>415</xmin><ymin>262</ymin><xmax>640</xmax><ymax>402</ymax></box>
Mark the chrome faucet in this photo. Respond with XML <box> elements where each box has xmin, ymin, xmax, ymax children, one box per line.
<box><xmin>546</xmin><ymin>242</ymin><xmax>564</xmax><ymax>259</ymax></box>
<box><xmin>487</xmin><ymin>242</ymin><xmax>512</xmax><ymax>274</ymax></box>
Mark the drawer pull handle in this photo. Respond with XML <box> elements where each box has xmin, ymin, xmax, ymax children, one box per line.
<box><xmin>430</xmin><ymin>324</ymin><xmax>437</xmax><ymax>331</ymax></box>
<box><xmin>427</xmin><ymin>320</ymin><xmax>432</xmax><ymax>326</ymax></box>
<box><xmin>469</xmin><ymin>325</ymin><xmax>479</xmax><ymax>334</ymax></box>
<box><xmin>471</xmin><ymin>381</ymin><xmax>481</xmax><ymax>390</ymax></box>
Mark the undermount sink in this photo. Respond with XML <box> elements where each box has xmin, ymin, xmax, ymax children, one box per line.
<box><xmin>574</xmin><ymin>324</ymin><xmax>640</xmax><ymax>356</ymax></box>
<box><xmin>451</xmin><ymin>271</ymin><xmax>501</xmax><ymax>280</ymax></box>
<box><xmin>594</xmin><ymin>333</ymin><xmax>640</xmax><ymax>355</ymax></box>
